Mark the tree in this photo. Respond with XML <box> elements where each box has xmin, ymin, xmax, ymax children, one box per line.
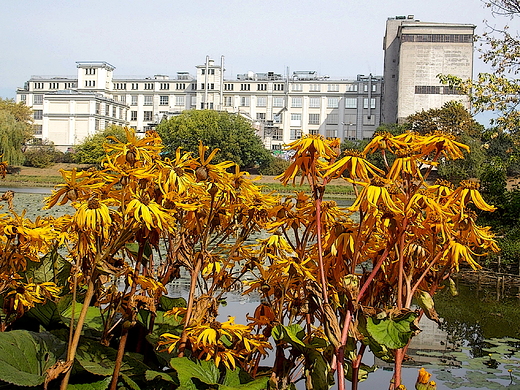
<box><xmin>73</xmin><ymin>125</ymin><xmax>128</xmax><ymax>165</ymax></box>
<box><xmin>23</xmin><ymin>139</ymin><xmax>59</xmax><ymax>168</ymax></box>
<box><xmin>439</xmin><ymin>1</ymin><xmax>520</xmax><ymax>134</ymax></box>
<box><xmin>156</xmin><ymin>110</ymin><xmax>272</xmax><ymax>169</ymax></box>
<box><xmin>407</xmin><ymin>101</ymin><xmax>484</xmax><ymax>137</ymax></box>
<box><xmin>0</xmin><ymin>98</ymin><xmax>34</xmax><ymax>165</ymax></box>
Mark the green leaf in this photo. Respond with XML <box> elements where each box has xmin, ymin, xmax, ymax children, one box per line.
<box><xmin>67</xmin><ymin>377</ymin><xmax>111</xmax><ymax>390</ymax></box>
<box><xmin>24</xmin><ymin>249</ymin><xmax>71</xmax><ymax>287</ymax></box>
<box><xmin>169</xmin><ymin>357</ymin><xmax>220</xmax><ymax>390</ymax></box>
<box><xmin>75</xmin><ymin>338</ymin><xmax>149</xmax><ymax>377</ymax></box>
<box><xmin>145</xmin><ymin>369</ymin><xmax>175</xmax><ymax>383</ymax></box>
<box><xmin>365</xmin><ymin>311</ymin><xmax>418</xmax><ymax>350</ymax></box>
<box><xmin>120</xmin><ymin>373</ymin><xmax>141</xmax><ymax>390</ymax></box>
<box><xmin>272</xmin><ymin>324</ymin><xmax>306</xmax><ymax>348</ymax></box>
<box><xmin>58</xmin><ymin>297</ymin><xmax>105</xmax><ymax>333</ymax></box>
<box><xmin>305</xmin><ymin>349</ymin><xmax>333</xmax><ymax>390</ymax></box>
<box><xmin>26</xmin><ymin>301</ymin><xmax>62</xmax><ymax>328</ymax></box>
<box><xmin>159</xmin><ymin>295</ymin><xmax>187</xmax><ymax>311</ymax></box>
<box><xmin>220</xmin><ymin>376</ymin><xmax>270</xmax><ymax>390</ymax></box>
<box><xmin>0</xmin><ymin>330</ymin><xmax>66</xmax><ymax>387</ymax></box>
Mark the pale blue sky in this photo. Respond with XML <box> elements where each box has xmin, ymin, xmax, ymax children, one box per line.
<box><xmin>0</xmin><ymin>0</ymin><xmax>508</xmax><ymax>101</ymax></box>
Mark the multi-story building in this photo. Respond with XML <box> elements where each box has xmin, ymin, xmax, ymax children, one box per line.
<box><xmin>382</xmin><ymin>15</ymin><xmax>475</xmax><ymax>124</ymax></box>
<box><xmin>16</xmin><ymin>58</ymin><xmax>383</xmax><ymax>151</ymax></box>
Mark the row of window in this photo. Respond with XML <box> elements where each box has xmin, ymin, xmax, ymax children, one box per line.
<box><xmin>222</xmin><ymin>96</ymin><xmax>376</xmax><ymax>109</ymax></box>
<box><xmin>401</xmin><ymin>34</ymin><xmax>473</xmax><ymax>43</ymax></box>
<box><xmin>414</xmin><ymin>85</ymin><xmax>462</xmax><ymax>95</ymax></box>
<box><xmin>32</xmin><ymin>82</ymin><xmax>77</xmax><ymax>90</ymax></box>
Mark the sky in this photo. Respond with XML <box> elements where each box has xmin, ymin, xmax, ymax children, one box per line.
<box><xmin>0</xmin><ymin>0</ymin><xmax>510</xmax><ymax>101</ymax></box>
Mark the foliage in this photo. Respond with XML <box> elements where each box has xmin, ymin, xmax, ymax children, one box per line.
<box><xmin>407</xmin><ymin>101</ymin><xmax>484</xmax><ymax>137</ymax></box>
<box><xmin>72</xmin><ymin>125</ymin><xmax>127</xmax><ymax>165</ymax></box>
<box><xmin>439</xmin><ymin>1</ymin><xmax>520</xmax><ymax>133</ymax></box>
<box><xmin>157</xmin><ymin>110</ymin><xmax>272</xmax><ymax>169</ymax></box>
<box><xmin>0</xmin><ymin>128</ymin><xmax>497</xmax><ymax>390</ymax></box>
<box><xmin>0</xmin><ymin>98</ymin><xmax>35</xmax><ymax>165</ymax></box>
<box><xmin>257</xmin><ymin>157</ymin><xmax>290</xmax><ymax>176</ymax></box>
<box><xmin>437</xmin><ymin>134</ymin><xmax>487</xmax><ymax>182</ymax></box>
<box><xmin>23</xmin><ymin>139</ymin><xmax>59</xmax><ymax>168</ymax></box>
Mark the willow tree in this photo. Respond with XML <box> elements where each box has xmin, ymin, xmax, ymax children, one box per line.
<box><xmin>0</xmin><ymin>99</ymin><xmax>34</xmax><ymax>165</ymax></box>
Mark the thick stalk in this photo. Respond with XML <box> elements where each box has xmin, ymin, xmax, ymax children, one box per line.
<box><xmin>177</xmin><ymin>255</ymin><xmax>203</xmax><ymax>356</ymax></box>
<box><xmin>109</xmin><ymin>328</ymin><xmax>130</xmax><ymax>390</ymax></box>
<box><xmin>60</xmin><ymin>277</ymin><xmax>96</xmax><ymax>390</ymax></box>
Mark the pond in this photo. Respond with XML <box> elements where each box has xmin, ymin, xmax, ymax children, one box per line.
<box><xmin>3</xmin><ymin>191</ymin><xmax>520</xmax><ymax>389</ymax></box>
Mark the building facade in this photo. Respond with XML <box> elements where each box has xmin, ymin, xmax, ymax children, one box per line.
<box><xmin>382</xmin><ymin>15</ymin><xmax>475</xmax><ymax>124</ymax></box>
<box><xmin>16</xmin><ymin>58</ymin><xmax>383</xmax><ymax>151</ymax></box>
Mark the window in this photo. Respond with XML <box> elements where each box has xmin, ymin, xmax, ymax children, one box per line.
<box><xmin>191</xmin><ymin>84</ymin><xmax>197</xmax><ymax>90</ymax></box>
<box><xmin>256</xmin><ymin>113</ymin><xmax>266</xmax><ymax>121</ymax></box>
<box><xmin>240</xmin><ymin>84</ymin><xmax>250</xmax><ymax>91</ymax></box>
<box><xmin>160</xmin><ymin>96</ymin><xmax>169</xmax><ymax>106</ymax></box>
<box><xmin>34</xmin><ymin>82</ymin><xmax>44</xmax><ymax>89</ymax></box>
<box><xmin>120</xmin><ymin>95</ymin><xmax>126</xmax><ymax>104</ymax></box>
<box><xmin>273</xmin><ymin>114</ymin><xmax>282</xmax><ymax>124</ymax></box>
<box><xmin>85</xmin><ymin>68</ymin><xmax>96</xmax><ymax>75</ymax></box>
<box><xmin>200</xmin><ymin>83</ymin><xmax>205</xmax><ymax>89</ymax></box>
<box><xmin>175</xmin><ymin>96</ymin><xmax>185</xmax><ymax>106</ymax></box>
<box><xmin>208</xmin><ymin>83</ymin><xmax>214</xmax><ymax>90</ymax></box>
<box><xmin>50</xmin><ymin>82</ymin><xmax>59</xmax><ymax>89</ymax></box>
<box><xmin>33</xmin><ymin>95</ymin><xmax>43</xmax><ymax>105</ymax></box>
<box><xmin>65</xmin><ymin>82</ymin><xmax>76</xmax><ymax>88</ymax></box>
<box><xmin>240</xmin><ymin>97</ymin><xmax>250</xmax><ymax>106</ymax></box>
<box><xmin>290</xmin><ymin>113</ymin><xmax>301</xmax><ymax>126</ymax></box>
<box><xmin>363</xmin><ymin>98</ymin><xmax>376</xmax><ymax>109</ymax></box>
<box><xmin>309</xmin><ymin>97</ymin><xmax>320</xmax><ymax>108</ymax></box>
<box><xmin>271</xmin><ymin>127</ymin><xmax>283</xmax><ymax>140</ymax></box>
<box><xmin>144</xmin><ymin>96</ymin><xmax>153</xmax><ymax>106</ymax></box>
<box><xmin>291</xmin><ymin>97</ymin><xmax>302</xmax><ymax>108</ymax></box>
<box><xmin>131</xmin><ymin>111</ymin><xmax>137</xmax><ymax>121</ymax></box>
<box><xmin>191</xmin><ymin>96</ymin><xmax>196</xmax><ymax>106</ymax></box>
<box><xmin>85</xmin><ymin>80</ymin><xmax>95</xmax><ymax>87</ymax></box>
<box><xmin>105</xmin><ymin>104</ymin><xmax>110</xmax><ymax>115</ymax></box>
<box><xmin>257</xmin><ymin>84</ymin><xmax>267</xmax><ymax>91</ymax></box>
<box><xmin>114</xmin><ymin>83</ymin><xmax>126</xmax><ymax>90</ymax></box>
<box><xmin>144</xmin><ymin>83</ymin><xmax>154</xmax><ymax>90</ymax></box>
<box><xmin>345</xmin><ymin>98</ymin><xmax>357</xmax><ymax>109</ymax></box>
<box><xmin>291</xmin><ymin>84</ymin><xmax>302</xmax><ymax>91</ymax></box>
<box><xmin>372</xmin><ymin>84</ymin><xmax>377</xmax><ymax>92</ymax></box>
<box><xmin>112</xmin><ymin>106</ymin><xmax>117</xmax><ymax>118</ymax></box>
<box><xmin>309</xmin><ymin>84</ymin><xmax>321</xmax><ymax>92</ymax></box>
<box><xmin>33</xmin><ymin>110</ymin><xmax>43</xmax><ymax>120</ymax></box>
<box><xmin>327</xmin><ymin>97</ymin><xmax>339</xmax><ymax>109</ymax></box>
<box><xmin>273</xmin><ymin>97</ymin><xmax>284</xmax><ymax>107</ymax></box>
<box><xmin>224</xmin><ymin>96</ymin><xmax>232</xmax><ymax>106</ymax></box>
<box><xmin>176</xmin><ymin>83</ymin><xmax>186</xmax><ymax>90</ymax></box>
<box><xmin>363</xmin><ymin>84</ymin><xmax>369</xmax><ymax>92</ymax></box>
<box><xmin>274</xmin><ymin>83</ymin><xmax>284</xmax><ymax>91</ymax></box>
<box><xmin>131</xmin><ymin>83</ymin><xmax>139</xmax><ymax>90</ymax></box>
<box><xmin>309</xmin><ymin>113</ymin><xmax>320</xmax><ymax>125</ymax></box>
<box><xmin>257</xmin><ymin>97</ymin><xmax>266</xmax><ymax>107</ymax></box>
<box><xmin>143</xmin><ymin>111</ymin><xmax>153</xmax><ymax>121</ymax></box>
<box><xmin>160</xmin><ymin>83</ymin><xmax>170</xmax><ymax>90</ymax></box>
<box><xmin>328</xmin><ymin>84</ymin><xmax>339</xmax><ymax>92</ymax></box>
<box><xmin>34</xmin><ymin>125</ymin><xmax>42</xmax><ymax>135</ymax></box>
<box><xmin>309</xmin><ymin>129</ymin><xmax>319</xmax><ymax>135</ymax></box>
<box><xmin>347</xmin><ymin>84</ymin><xmax>358</xmax><ymax>92</ymax></box>
<box><xmin>20</xmin><ymin>94</ymin><xmax>26</xmax><ymax>102</ymax></box>
<box><xmin>290</xmin><ymin>128</ymin><xmax>302</xmax><ymax>140</ymax></box>
<box><xmin>224</xmin><ymin>84</ymin><xmax>234</xmax><ymax>91</ymax></box>
<box><xmin>326</xmin><ymin>129</ymin><xmax>337</xmax><ymax>138</ymax></box>
<box><xmin>131</xmin><ymin>96</ymin><xmax>138</xmax><ymax>106</ymax></box>
<box><xmin>326</xmin><ymin>114</ymin><xmax>338</xmax><ymax>125</ymax></box>
<box><xmin>96</xmin><ymin>103</ymin><xmax>100</xmax><ymax>114</ymax></box>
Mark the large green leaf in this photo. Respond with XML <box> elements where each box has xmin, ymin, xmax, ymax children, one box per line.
<box><xmin>159</xmin><ymin>295</ymin><xmax>187</xmax><ymax>311</ymax></box>
<box><xmin>220</xmin><ymin>377</ymin><xmax>270</xmax><ymax>390</ymax></box>
<box><xmin>26</xmin><ymin>301</ymin><xmax>62</xmax><ymax>328</ymax></box>
<box><xmin>67</xmin><ymin>377</ymin><xmax>111</xmax><ymax>390</ymax></box>
<box><xmin>58</xmin><ymin>297</ymin><xmax>105</xmax><ymax>333</ymax></box>
<box><xmin>365</xmin><ymin>311</ymin><xmax>418</xmax><ymax>350</ymax></box>
<box><xmin>0</xmin><ymin>330</ymin><xmax>66</xmax><ymax>387</ymax></box>
<box><xmin>75</xmin><ymin>338</ymin><xmax>150</xmax><ymax>377</ymax></box>
<box><xmin>305</xmin><ymin>349</ymin><xmax>333</xmax><ymax>390</ymax></box>
<box><xmin>272</xmin><ymin>324</ymin><xmax>306</xmax><ymax>348</ymax></box>
<box><xmin>169</xmin><ymin>357</ymin><xmax>220</xmax><ymax>390</ymax></box>
<box><xmin>24</xmin><ymin>249</ymin><xmax>71</xmax><ymax>287</ymax></box>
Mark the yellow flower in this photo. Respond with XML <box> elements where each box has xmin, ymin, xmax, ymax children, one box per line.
<box><xmin>74</xmin><ymin>197</ymin><xmax>112</xmax><ymax>233</ymax></box>
<box><xmin>349</xmin><ymin>176</ymin><xmax>402</xmax><ymax>216</ymax></box>
<box><xmin>446</xmin><ymin>180</ymin><xmax>496</xmax><ymax>213</ymax></box>
<box><xmin>324</xmin><ymin>149</ymin><xmax>384</xmax><ymax>181</ymax></box>
<box><xmin>126</xmin><ymin>193</ymin><xmax>173</xmax><ymax>231</ymax></box>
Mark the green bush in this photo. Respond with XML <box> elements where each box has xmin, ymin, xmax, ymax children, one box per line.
<box><xmin>23</xmin><ymin>141</ymin><xmax>58</xmax><ymax>168</ymax></box>
<box><xmin>258</xmin><ymin>157</ymin><xmax>290</xmax><ymax>176</ymax></box>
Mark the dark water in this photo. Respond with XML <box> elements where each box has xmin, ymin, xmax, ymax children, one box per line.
<box><xmin>6</xmin><ymin>192</ymin><xmax>520</xmax><ymax>389</ymax></box>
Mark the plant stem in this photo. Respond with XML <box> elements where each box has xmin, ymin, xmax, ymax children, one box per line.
<box><xmin>60</xmin><ymin>276</ymin><xmax>96</xmax><ymax>390</ymax></box>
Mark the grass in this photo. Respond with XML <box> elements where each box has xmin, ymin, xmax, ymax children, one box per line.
<box><xmin>1</xmin><ymin>175</ymin><xmax>63</xmax><ymax>186</ymax></box>
<box><xmin>259</xmin><ymin>182</ymin><xmax>355</xmax><ymax>197</ymax></box>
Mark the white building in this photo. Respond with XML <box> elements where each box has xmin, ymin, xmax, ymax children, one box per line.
<box><xmin>382</xmin><ymin>16</ymin><xmax>475</xmax><ymax>124</ymax></box>
<box><xmin>16</xmin><ymin>58</ymin><xmax>383</xmax><ymax>151</ymax></box>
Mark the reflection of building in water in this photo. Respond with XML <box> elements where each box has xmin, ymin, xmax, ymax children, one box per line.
<box><xmin>374</xmin><ymin>315</ymin><xmax>461</xmax><ymax>368</ymax></box>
